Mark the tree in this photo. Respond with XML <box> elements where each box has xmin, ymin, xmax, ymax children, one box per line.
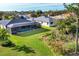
<box><xmin>0</xmin><ymin>12</ymin><xmax>4</xmax><ymax>20</ymax></box>
<box><xmin>30</xmin><ymin>13</ymin><xmax>37</xmax><ymax>17</ymax></box>
<box><xmin>4</xmin><ymin>15</ymin><xmax>13</xmax><ymax>20</ymax></box>
<box><xmin>64</xmin><ymin>3</ymin><xmax>79</xmax><ymax>54</ymax></box>
<box><xmin>36</xmin><ymin>10</ymin><xmax>43</xmax><ymax>17</ymax></box>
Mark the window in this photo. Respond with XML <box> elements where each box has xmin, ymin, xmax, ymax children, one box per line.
<box><xmin>50</xmin><ymin>22</ymin><xmax>53</xmax><ymax>24</ymax></box>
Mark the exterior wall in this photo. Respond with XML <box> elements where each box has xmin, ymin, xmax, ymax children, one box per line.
<box><xmin>39</xmin><ymin>22</ymin><xmax>55</xmax><ymax>27</ymax></box>
<box><xmin>41</xmin><ymin>22</ymin><xmax>49</xmax><ymax>26</ymax></box>
<box><xmin>0</xmin><ymin>25</ymin><xmax>6</xmax><ymax>29</ymax></box>
<box><xmin>49</xmin><ymin>19</ymin><xmax>55</xmax><ymax>26</ymax></box>
<box><xmin>36</xmin><ymin>21</ymin><xmax>55</xmax><ymax>27</ymax></box>
<box><xmin>34</xmin><ymin>21</ymin><xmax>49</xmax><ymax>27</ymax></box>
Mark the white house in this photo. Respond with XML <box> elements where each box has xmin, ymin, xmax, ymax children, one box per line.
<box><xmin>28</xmin><ymin>16</ymin><xmax>56</xmax><ymax>27</ymax></box>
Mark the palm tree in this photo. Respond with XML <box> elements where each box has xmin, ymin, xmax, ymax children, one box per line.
<box><xmin>0</xmin><ymin>28</ymin><xmax>9</xmax><ymax>40</ymax></box>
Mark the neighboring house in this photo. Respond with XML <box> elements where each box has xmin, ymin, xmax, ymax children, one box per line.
<box><xmin>0</xmin><ymin>15</ymin><xmax>56</xmax><ymax>34</ymax></box>
<box><xmin>28</xmin><ymin>16</ymin><xmax>56</xmax><ymax>27</ymax></box>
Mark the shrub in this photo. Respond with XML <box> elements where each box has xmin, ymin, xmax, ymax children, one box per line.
<box><xmin>50</xmin><ymin>40</ymin><xmax>78</xmax><ymax>55</ymax></box>
<box><xmin>0</xmin><ymin>28</ymin><xmax>9</xmax><ymax>40</ymax></box>
<box><xmin>50</xmin><ymin>40</ymin><xmax>65</xmax><ymax>54</ymax></box>
<box><xmin>41</xmin><ymin>32</ymin><xmax>51</xmax><ymax>41</ymax></box>
<box><xmin>63</xmin><ymin>42</ymin><xmax>75</xmax><ymax>55</ymax></box>
<box><xmin>13</xmin><ymin>45</ymin><xmax>35</xmax><ymax>53</ymax></box>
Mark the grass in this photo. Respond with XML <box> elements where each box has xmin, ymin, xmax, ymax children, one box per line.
<box><xmin>0</xmin><ymin>27</ymin><xmax>55</xmax><ymax>56</ymax></box>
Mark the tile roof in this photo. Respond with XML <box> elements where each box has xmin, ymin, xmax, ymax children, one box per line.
<box><xmin>7</xmin><ymin>18</ymin><xmax>31</xmax><ymax>25</ymax></box>
<box><xmin>33</xmin><ymin>16</ymin><xmax>54</xmax><ymax>22</ymax></box>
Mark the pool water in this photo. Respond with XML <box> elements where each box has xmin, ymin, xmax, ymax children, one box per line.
<box><xmin>18</xmin><ymin>27</ymin><xmax>39</xmax><ymax>32</ymax></box>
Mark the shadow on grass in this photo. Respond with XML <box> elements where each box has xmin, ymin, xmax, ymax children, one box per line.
<box><xmin>12</xmin><ymin>45</ymin><xmax>35</xmax><ymax>53</ymax></box>
<box><xmin>1</xmin><ymin>40</ymin><xmax>16</xmax><ymax>48</ymax></box>
<box><xmin>16</xmin><ymin>28</ymin><xmax>50</xmax><ymax>37</ymax></box>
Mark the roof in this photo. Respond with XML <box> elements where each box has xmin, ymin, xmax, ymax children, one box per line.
<box><xmin>0</xmin><ymin>20</ymin><xmax>11</xmax><ymax>26</ymax></box>
<box><xmin>7</xmin><ymin>18</ymin><xmax>30</xmax><ymax>25</ymax></box>
<box><xmin>7</xmin><ymin>17</ymin><xmax>34</xmax><ymax>28</ymax></box>
<box><xmin>33</xmin><ymin>16</ymin><xmax>54</xmax><ymax>22</ymax></box>
<box><xmin>0</xmin><ymin>16</ymin><xmax>34</xmax><ymax>28</ymax></box>
<box><xmin>7</xmin><ymin>21</ymin><xmax>34</xmax><ymax>28</ymax></box>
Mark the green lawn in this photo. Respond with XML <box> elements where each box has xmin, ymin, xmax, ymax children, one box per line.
<box><xmin>0</xmin><ymin>27</ymin><xmax>55</xmax><ymax>56</ymax></box>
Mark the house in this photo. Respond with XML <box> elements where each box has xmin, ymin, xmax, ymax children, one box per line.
<box><xmin>0</xmin><ymin>15</ymin><xmax>55</xmax><ymax>34</ymax></box>
<box><xmin>28</xmin><ymin>16</ymin><xmax>56</xmax><ymax>27</ymax></box>
<box><xmin>0</xmin><ymin>15</ymin><xmax>40</xmax><ymax>34</ymax></box>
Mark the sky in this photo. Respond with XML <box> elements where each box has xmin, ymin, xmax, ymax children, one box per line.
<box><xmin>0</xmin><ymin>3</ymin><xmax>65</xmax><ymax>11</ymax></box>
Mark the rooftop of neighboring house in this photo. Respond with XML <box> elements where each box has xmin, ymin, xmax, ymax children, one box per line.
<box><xmin>28</xmin><ymin>16</ymin><xmax>55</xmax><ymax>22</ymax></box>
